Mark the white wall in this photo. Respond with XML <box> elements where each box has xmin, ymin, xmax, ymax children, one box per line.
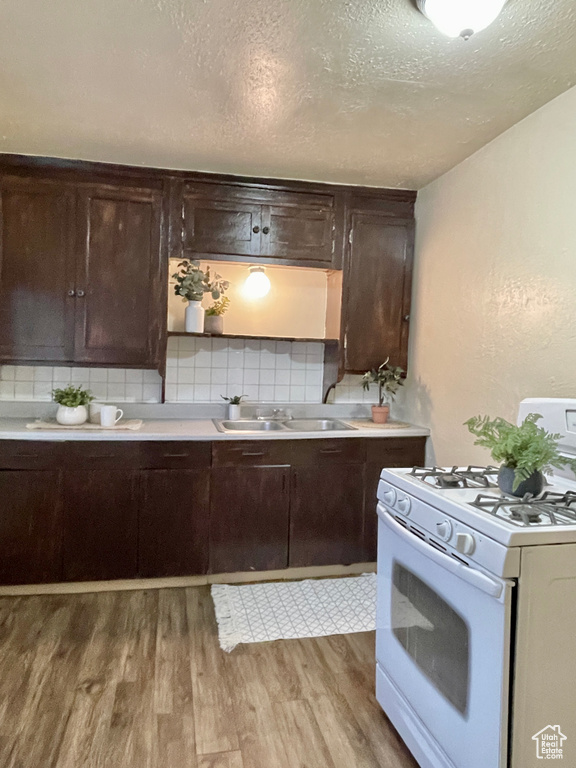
<box><xmin>403</xmin><ymin>85</ymin><xmax>576</xmax><ymax>466</ymax></box>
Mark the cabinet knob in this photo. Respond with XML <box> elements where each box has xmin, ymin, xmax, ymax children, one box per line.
<box><xmin>262</xmin><ymin>226</ymin><xmax>270</xmax><ymax>234</ymax></box>
<box><xmin>252</xmin><ymin>226</ymin><xmax>260</xmax><ymax>234</ymax></box>
<box><xmin>403</xmin><ymin>314</ymin><xmax>410</xmax><ymax>322</ymax></box>
<box><xmin>67</xmin><ymin>289</ymin><xmax>76</xmax><ymax>297</ymax></box>
<box><xmin>76</xmin><ymin>289</ymin><xmax>86</xmax><ymax>298</ymax></box>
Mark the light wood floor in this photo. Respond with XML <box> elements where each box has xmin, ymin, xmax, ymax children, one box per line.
<box><xmin>0</xmin><ymin>586</ymin><xmax>418</xmax><ymax>768</ymax></box>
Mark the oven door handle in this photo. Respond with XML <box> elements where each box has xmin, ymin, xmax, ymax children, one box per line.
<box><xmin>378</xmin><ymin>506</ymin><xmax>509</xmax><ymax>599</ymax></box>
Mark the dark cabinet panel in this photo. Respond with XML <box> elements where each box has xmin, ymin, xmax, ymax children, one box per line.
<box><xmin>62</xmin><ymin>470</ymin><xmax>139</xmax><ymax>582</ymax></box>
<box><xmin>289</xmin><ymin>464</ymin><xmax>365</xmax><ymax>568</ymax></box>
<box><xmin>0</xmin><ymin>470</ymin><xmax>62</xmax><ymax>585</ymax></box>
<box><xmin>363</xmin><ymin>437</ymin><xmax>426</xmax><ymax>561</ymax></box>
<box><xmin>210</xmin><ymin>466</ymin><xmax>289</xmax><ymax>573</ymax></box>
<box><xmin>140</xmin><ymin>469</ymin><xmax>210</xmax><ymax>577</ymax></box>
<box><xmin>0</xmin><ymin>176</ymin><xmax>76</xmax><ymax>363</ymax></box>
<box><xmin>260</xmin><ymin>195</ymin><xmax>335</xmax><ymax>265</ymax></box>
<box><xmin>344</xmin><ymin>214</ymin><xmax>414</xmax><ymax>372</ymax></box>
<box><xmin>74</xmin><ymin>184</ymin><xmax>163</xmax><ymax>367</ymax></box>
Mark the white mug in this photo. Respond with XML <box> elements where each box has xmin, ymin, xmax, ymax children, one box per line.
<box><xmin>100</xmin><ymin>405</ymin><xmax>123</xmax><ymax>427</ymax></box>
<box><xmin>89</xmin><ymin>402</ymin><xmax>105</xmax><ymax>424</ymax></box>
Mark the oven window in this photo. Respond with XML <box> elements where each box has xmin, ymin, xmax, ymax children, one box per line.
<box><xmin>392</xmin><ymin>561</ymin><xmax>470</xmax><ymax>716</ymax></box>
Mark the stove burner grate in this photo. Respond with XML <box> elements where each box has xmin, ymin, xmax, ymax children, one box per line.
<box><xmin>471</xmin><ymin>491</ymin><xmax>576</xmax><ymax>527</ymax></box>
<box><xmin>410</xmin><ymin>465</ymin><xmax>499</xmax><ymax>489</ymax></box>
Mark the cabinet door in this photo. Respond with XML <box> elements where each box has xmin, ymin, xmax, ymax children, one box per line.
<box><xmin>140</xmin><ymin>470</ymin><xmax>210</xmax><ymax>577</ymax></box>
<box><xmin>289</xmin><ymin>464</ymin><xmax>365</xmax><ymax>568</ymax></box>
<box><xmin>182</xmin><ymin>183</ymin><xmax>262</xmax><ymax>258</ymax></box>
<box><xmin>0</xmin><ymin>176</ymin><xmax>76</xmax><ymax>363</ymax></box>
<box><xmin>0</xmin><ymin>470</ymin><xmax>62</xmax><ymax>585</ymax></box>
<box><xmin>74</xmin><ymin>184</ymin><xmax>163</xmax><ymax>367</ymax></box>
<box><xmin>260</xmin><ymin>193</ymin><xmax>335</xmax><ymax>266</ymax></box>
<box><xmin>363</xmin><ymin>437</ymin><xmax>426</xmax><ymax>561</ymax></box>
<box><xmin>62</xmin><ymin>470</ymin><xmax>139</xmax><ymax>581</ymax></box>
<box><xmin>344</xmin><ymin>214</ymin><xmax>413</xmax><ymax>372</ymax></box>
<box><xmin>210</xmin><ymin>466</ymin><xmax>289</xmax><ymax>573</ymax></box>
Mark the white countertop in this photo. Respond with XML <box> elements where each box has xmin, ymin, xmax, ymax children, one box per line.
<box><xmin>0</xmin><ymin>417</ymin><xmax>430</xmax><ymax>441</ymax></box>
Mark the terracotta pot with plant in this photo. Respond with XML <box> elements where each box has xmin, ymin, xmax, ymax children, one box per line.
<box><xmin>172</xmin><ymin>260</ymin><xmax>229</xmax><ymax>334</ymax></box>
<box><xmin>204</xmin><ymin>296</ymin><xmax>230</xmax><ymax>335</ymax></box>
<box><xmin>361</xmin><ymin>358</ymin><xmax>405</xmax><ymax>424</ymax></box>
<box><xmin>465</xmin><ymin>413</ymin><xmax>576</xmax><ymax>497</ymax></box>
<box><xmin>53</xmin><ymin>385</ymin><xmax>94</xmax><ymax>426</ymax></box>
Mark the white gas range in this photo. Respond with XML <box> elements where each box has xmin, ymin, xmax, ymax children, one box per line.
<box><xmin>375</xmin><ymin>398</ymin><xmax>576</xmax><ymax>768</ymax></box>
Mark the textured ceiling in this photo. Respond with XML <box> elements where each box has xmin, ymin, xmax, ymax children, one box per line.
<box><xmin>1</xmin><ymin>0</ymin><xmax>575</xmax><ymax>188</ymax></box>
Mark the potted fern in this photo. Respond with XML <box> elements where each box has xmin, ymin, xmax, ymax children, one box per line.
<box><xmin>53</xmin><ymin>385</ymin><xmax>94</xmax><ymax>426</ymax></box>
<box><xmin>361</xmin><ymin>358</ymin><xmax>405</xmax><ymax>423</ymax></box>
<box><xmin>204</xmin><ymin>296</ymin><xmax>230</xmax><ymax>335</ymax></box>
<box><xmin>465</xmin><ymin>413</ymin><xmax>576</xmax><ymax>497</ymax></box>
<box><xmin>172</xmin><ymin>260</ymin><xmax>229</xmax><ymax>334</ymax></box>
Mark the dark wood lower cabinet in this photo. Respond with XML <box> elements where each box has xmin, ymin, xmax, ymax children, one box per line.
<box><xmin>210</xmin><ymin>466</ymin><xmax>290</xmax><ymax>573</ymax></box>
<box><xmin>139</xmin><ymin>470</ymin><xmax>210</xmax><ymax>577</ymax></box>
<box><xmin>289</xmin><ymin>465</ymin><xmax>365</xmax><ymax>567</ymax></box>
<box><xmin>0</xmin><ymin>470</ymin><xmax>62</xmax><ymax>585</ymax></box>
<box><xmin>62</xmin><ymin>470</ymin><xmax>139</xmax><ymax>582</ymax></box>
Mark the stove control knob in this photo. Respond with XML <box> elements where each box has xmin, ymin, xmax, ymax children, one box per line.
<box><xmin>381</xmin><ymin>487</ymin><xmax>397</xmax><ymax>507</ymax></box>
<box><xmin>455</xmin><ymin>532</ymin><xmax>476</xmax><ymax>556</ymax></box>
<box><xmin>397</xmin><ymin>495</ymin><xmax>412</xmax><ymax>516</ymax></box>
<box><xmin>436</xmin><ymin>520</ymin><xmax>452</xmax><ymax>541</ymax></box>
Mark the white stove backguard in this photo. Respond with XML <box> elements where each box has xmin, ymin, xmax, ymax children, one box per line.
<box><xmin>518</xmin><ymin>398</ymin><xmax>576</xmax><ymax>479</ymax></box>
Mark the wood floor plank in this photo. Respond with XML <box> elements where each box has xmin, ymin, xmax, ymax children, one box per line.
<box><xmin>0</xmin><ymin>585</ymin><xmax>418</xmax><ymax>768</ymax></box>
<box><xmin>198</xmin><ymin>750</ymin><xmax>244</xmax><ymax>768</ymax></box>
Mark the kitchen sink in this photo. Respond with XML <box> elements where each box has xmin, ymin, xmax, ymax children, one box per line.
<box><xmin>214</xmin><ymin>419</ymin><xmax>286</xmax><ymax>432</ymax></box>
<box><xmin>282</xmin><ymin>418</ymin><xmax>356</xmax><ymax>432</ymax></box>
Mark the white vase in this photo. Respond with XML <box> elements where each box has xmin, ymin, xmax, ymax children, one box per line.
<box><xmin>228</xmin><ymin>404</ymin><xmax>241</xmax><ymax>420</ymax></box>
<box><xmin>56</xmin><ymin>405</ymin><xmax>88</xmax><ymax>426</ymax></box>
<box><xmin>185</xmin><ymin>301</ymin><xmax>205</xmax><ymax>333</ymax></box>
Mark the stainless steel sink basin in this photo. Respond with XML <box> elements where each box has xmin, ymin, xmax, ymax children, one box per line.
<box><xmin>282</xmin><ymin>418</ymin><xmax>356</xmax><ymax>432</ymax></box>
<box><xmin>214</xmin><ymin>419</ymin><xmax>286</xmax><ymax>432</ymax></box>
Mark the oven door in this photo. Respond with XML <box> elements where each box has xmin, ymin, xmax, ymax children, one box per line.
<box><xmin>376</xmin><ymin>504</ymin><xmax>514</xmax><ymax>768</ymax></box>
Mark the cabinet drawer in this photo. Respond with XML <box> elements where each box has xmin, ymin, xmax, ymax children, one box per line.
<box><xmin>140</xmin><ymin>441</ymin><xmax>211</xmax><ymax>469</ymax></box>
<box><xmin>212</xmin><ymin>440</ymin><xmax>292</xmax><ymax>467</ymax></box>
<box><xmin>290</xmin><ymin>439</ymin><xmax>366</xmax><ymax>465</ymax></box>
<box><xmin>65</xmin><ymin>441</ymin><xmax>141</xmax><ymax>469</ymax></box>
<box><xmin>0</xmin><ymin>440</ymin><xmax>64</xmax><ymax>470</ymax></box>
<box><xmin>365</xmin><ymin>437</ymin><xmax>426</xmax><ymax>467</ymax></box>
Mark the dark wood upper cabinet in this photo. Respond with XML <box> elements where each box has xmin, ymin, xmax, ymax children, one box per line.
<box><xmin>343</xmin><ymin>209</ymin><xmax>414</xmax><ymax>372</ymax></box>
<box><xmin>180</xmin><ymin>182</ymin><xmax>337</xmax><ymax>268</ymax></box>
<box><xmin>74</xmin><ymin>184</ymin><xmax>164</xmax><ymax>367</ymax></box>
<box><xmin>0</xmin><ymin>176</ymin><xmax>76</xmax><ymax>363</ymax></box>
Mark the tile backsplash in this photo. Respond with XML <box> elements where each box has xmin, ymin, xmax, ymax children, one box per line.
<box><xmin>0</xmin><ymin>339</ymin><xmax>374</xmax><ymax>405</ymax></box>
<box><xmin>165</xmin><ymin>337</ymin><xmax>324</xmax><ymax>403</ymax></box>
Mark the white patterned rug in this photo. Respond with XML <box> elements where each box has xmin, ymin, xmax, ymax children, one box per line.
<box><xmin>210</xmin><ymin>573</ymin><xmax>376</xmax><ymax>652</ymax></box>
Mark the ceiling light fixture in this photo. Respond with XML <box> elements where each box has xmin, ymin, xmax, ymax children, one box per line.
<box><xmin>416</xmin><ymin>0</ymin><xmax>507</xmax><ymax>40</ymax></box>
<box><xmin>243</xmin><ymin>266</ymin><xmax>271</xmax><ymax>299</ymax></box>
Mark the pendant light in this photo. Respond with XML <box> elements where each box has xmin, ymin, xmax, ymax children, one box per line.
<box><xmin>416</xmin><ymin>0</ymin><xmax>507</xmax><ymax>40</ymax></box>
<box><xmin>243</xmin><ymin>266</ymin><xmax>271</xmax><ymax>299</ymax></box>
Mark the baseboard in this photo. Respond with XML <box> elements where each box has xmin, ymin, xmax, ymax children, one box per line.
<box><xmin>0</xmin><ymin>562</ymin><xmax>377</xmax><ymax>597</ymax></box>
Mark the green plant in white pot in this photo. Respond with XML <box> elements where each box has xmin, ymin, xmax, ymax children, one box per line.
<box><xmin>172</xmin><ymin>260</ymin><xmax>229</xmax><ymax>334</ymax></box>
<box><xmin>465</xmin><ymin>413</ymin><xmax>576</xmax><ymax>497</ymax></box>
<box><xmin>204</xmin><ymin>296</ymin><xmax>230</xmax><ymax>335</ymax></box>
<box><xmin>53</xmin><ymin>385</ymin><xmax>94</xmax><ymax>426</ymax></box>
<box><xmin>361</xmin><ymin>358</ymin><xmax>405</xmax><ymax>423</ymax></box>
<box><xmin>221</xmin><ymin>394</ymin><xmax>247</xmax><ymax>420</ymax></box>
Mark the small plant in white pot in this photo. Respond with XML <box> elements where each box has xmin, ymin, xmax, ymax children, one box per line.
<box><xmin>204</xmin><ymin>296</ymin><xmax>230</xmax><ymax>335</ymax></box>
<box><xmin>53</xmin><ymin>385</ymin><xmax>94</xmax><ymax>426</ymax></box>
<box><xmin>221</xmin><ymin>394</ymin><xmax>247</xmax><ymax>420</ymax></box>
<box><xmin>361</xmin><ymin>358</ymin><xmax>405</xmax><ymax>424</ymax></box>
<box><xmin>172</xmin><ymin>260</ymin><xmax>229</xmax><ymax>334</ymax></box>
<box><xmin>465</xmin><ymin>413</ymin><xmax>576</xmax><ymax>497</ymax></box>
